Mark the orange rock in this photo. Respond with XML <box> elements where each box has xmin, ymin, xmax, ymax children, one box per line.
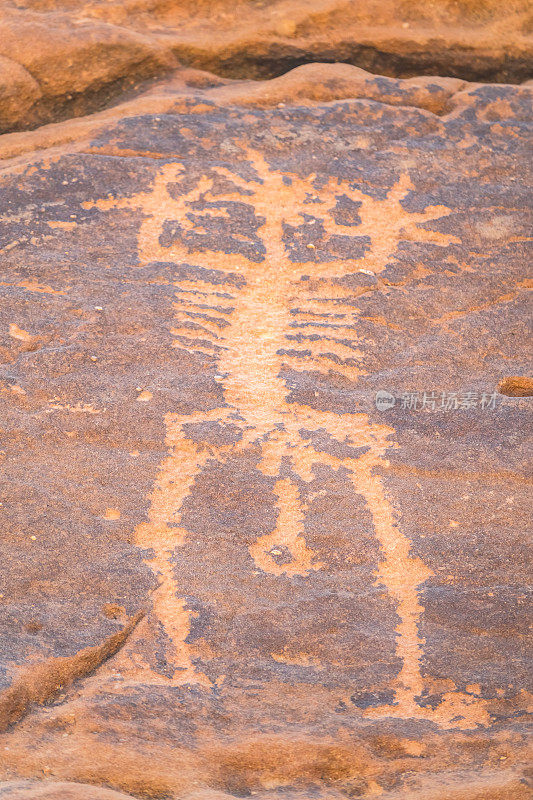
<box><xmin>0</xmin><ymin>58</ymin><xmax>531</xmax><ymax>800</ymax></box>
<box><xmin>0</xmin><ymin>0</ymin><xmax>532</xmax><ymax>132</ymax></box>
<box><xmin>0</xmin><ymin>781</ymin><xmax>139</xmax><ymax>799</ymax></box>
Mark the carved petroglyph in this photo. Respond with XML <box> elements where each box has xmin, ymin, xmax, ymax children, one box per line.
<box><xmin>84</xmin><ymin>151</ymin><xmax>488</xmax><ymax>725</ymax></box>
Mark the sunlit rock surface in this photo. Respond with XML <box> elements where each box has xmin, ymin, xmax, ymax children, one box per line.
<box><xmin>0</xmin><ymin>65</ymin><xmax>531</xmax><ymax>799</ymax></box>
<box><xmin>0</xmin><ymin>0</ymin><xmax>532</xmax><ymax>132</ymax></box>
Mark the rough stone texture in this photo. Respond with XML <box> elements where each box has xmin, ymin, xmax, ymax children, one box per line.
<box><xmin>0</xmin><ymin>64</ymin><xmax>532</xmax><ymax>799</ymax></box>
<box><xmin>0</xmin><ymin>0</ymin><xmax>532</xmax><ymax>132</ymax></box>
<box><xmin>0</xmin><ymin>781</ymin><xmax>140</xmax><ymax>800</ymax></box>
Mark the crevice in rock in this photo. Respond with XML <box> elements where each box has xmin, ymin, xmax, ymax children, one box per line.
<box><xmin>1</xmin><ymin>37</ymin><xmax>532</xmax><ymax>136</ymax></box>
<box><xmin>0</xmin><ymin>610</ymin><xmax>144</xmax><ymax>733</ymax></box>
<box><xmin>175</xmin><ymin>41</ymin><xmax>533</xmax><ymax>85</ymax></box>
<box><xmin>0</xmin><ymin>65</ymin><xmax>175</xmax><ymax>136</ymax></box>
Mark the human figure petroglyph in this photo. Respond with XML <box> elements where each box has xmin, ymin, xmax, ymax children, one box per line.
<box><xmin>83</xmin><ymin>150</ymin><xmax>489</xmax><ymax>725</ymax></box>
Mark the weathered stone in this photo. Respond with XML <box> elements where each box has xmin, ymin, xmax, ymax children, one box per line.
<box><xmin>0</xmin><ymin>0</ymin><xmax>532</xmax><ymax>132</ymax></box>
<box><xmin>0</xmin><ymin>66</ymin><xmax>531</xmax><ymax>799</ymax></box>
<box><xmin>0</xmin><ymin>781</ymin><xmax>139</xmax><ymax>799</ymax></box>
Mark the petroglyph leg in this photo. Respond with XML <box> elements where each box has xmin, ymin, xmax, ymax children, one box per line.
<box><xmin>116</xmin><ymin>415</ymin><xmax>216</xmax><ymax>686</ymax></box>
<box><xmin>352</xmin><ymin>464</ymin><xmax>433</xmax><ymax>707</ymax></box>
<box><xmin>249</xmin><ymin>476</ymin><xmax>322</xmax><ymax>577</ymax></box>
<box><xmin>349</xmin><ymin>452</ymin><xmax>489</xmax><ymax>727</ymax></box>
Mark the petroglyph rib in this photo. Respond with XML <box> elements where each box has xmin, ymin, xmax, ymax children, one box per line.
<box><xmin>174</xmin><ymin>279</ymin><xmax>239</xmax><ymax>297</ymax></box>
<box><xmin>173</xmin><ymin>287</ymin><xmax>236</xmax><ymax>302</ymax></box>
<box><xmin>172</xmin><ymin>311</ymin><xmax>227</xmax><ymax>335</ymax></box>
<box><xmin>172</xmin><ymin>307</ymin><xmax>230</xmax><ymax>327</ymax></box>
<box><xmin>289</xmin><ymin>321</ymin><xmax>360</xmax><ymax>334</ymax></box>
<box><xmin>297</xmin><ymin>298</ymin><xmax>360</xmax><ymax>314</ymax></box>
<box><xmin>170</xmin><ymin>322</ymin><xmax>220</xmax><ymax>339</ymax></box>
<box><xmin>284</xmin><ymin>334</ymin><xmax>363</xmax><ymax>359</ymax></box>
<box><xmin>280</xmin><ymin>358</ymin><xmax>366</xmax><ymax>384</ymax></box>
<box><xmin>171</xmin><ymin>335</ymin><xmax>226</xmax><ymax>353</ymax></box>
<box><xmin>172</xmin><ymin>298</ymin><xmax>234</xmax><ymax>316</ymax></box>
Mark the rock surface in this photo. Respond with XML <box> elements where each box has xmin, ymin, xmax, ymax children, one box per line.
<box><xmin>0</xmin><ymin>781</ymin><xmax>140</xmax><ymax>800</ymax></box>
<box><xmin>0</xmin><ymin>63</ymin><xmax>532</xmax><ymax>799</ymax></box>
<box><xmin>0</xmin><ymin>0</ymin><xmax>532</xmax><ymax>132</ymax></box>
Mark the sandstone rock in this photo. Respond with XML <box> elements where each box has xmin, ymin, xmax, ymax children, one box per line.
<box><xmin>0</xmin><ymin>56</ymin><xmax>42</xmax><ymax>132</ymax></box>
<box><xmin>0</xmin><ymin>0</ymin><xmax>532</xmax><ymax>132</ymax></box>
<box><xmin>0</xmin><ymin>781</ymin><xmax>139</xmax><ymax>799</ymax></box>
<box><xmin>0</xmin><ymin>64</ymin><xmax>531</xmax><ymax>799</ymax></box>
